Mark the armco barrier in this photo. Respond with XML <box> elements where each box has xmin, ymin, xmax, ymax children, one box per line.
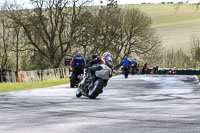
<box><xmin>0</xmin><ymin>68</ymin><xmax>69</xmax><ymax>83</ymax></box>
<box><xmin>1</xmin><ymin>68</ymin><xmax>200</xmax><ymax>83</ymax></box>
<box><xmin>0</xmin><ymin>69</ymin><xmax>17</xmax><ymax>83</ymax></box>
<box><xmin>156</xmin><ymin>68</ymin><xmax>200</xmax><ymax>75</ymax></box>
<box><xmin>119</xmin><ymin>68</ymin><xmax>200</xmax><ymax>75</ymax></box>
<box><xmin>20</xmin><ymin>68</ymin><xmax>69</xmax><ymax>82</ymax></box>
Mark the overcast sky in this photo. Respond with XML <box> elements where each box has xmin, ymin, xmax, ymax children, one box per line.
<box><xmin>1</xmin><ymin>0</ymin><xmax>199</xmax><ymax>7</ymax></box>
<box><xmin>107</xmin><ymin>0</ymin><xmax>198</xmax><ymax>4</ymax></box>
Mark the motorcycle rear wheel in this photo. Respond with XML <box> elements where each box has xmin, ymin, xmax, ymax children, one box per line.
<box><xmin>70</xmin><ymin>73</ymin><xmax>77</xmax><ymax>88</ymax></box>
<box><xmin>124</xmin><ymin>72</ymin><xmax>128</xmax><ymax>78</ymax></box>
<box><xmin>88</xmin><ymin>79</ymin><xmax>104</xmax><ymax>99</ymax></box>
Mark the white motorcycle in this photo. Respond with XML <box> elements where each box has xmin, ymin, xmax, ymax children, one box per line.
<box><xmin>76</xmin><ymin>65</ymin><xmax>111</xmax><ymax>99</ymax></box>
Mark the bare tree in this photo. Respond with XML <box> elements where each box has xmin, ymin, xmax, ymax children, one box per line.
<box><xmin>1</xmin><ymin>0</ymin><xmax>161</xmax><ymax>70</ymax></box>
<box><xmin>73</xmin><ymin>9</ymin><xmax>95</xmax><ymax>58</ymax></box>
<box><xmin>91</xmin><ymin>5</ymin><xmax>161</xmax><ymax>68</ymax></box>
<box><xmin>5</xmin><ymin>0</ymin><xmax>91</xmax><ymax>68</ymax></box>
<box><xmin>0</xmin><ymin>13</ymin><xmax>10</xmax><ymax>69</ymax></box>
<box><xmin>9</xmin><ymin>23</ymin><xmax>30</xmax><ymax>71</ymax></box>
<box><xmin>73</xmin><ymin>1</ymin><xmax>161</xmax><ymax>68</ymax></box>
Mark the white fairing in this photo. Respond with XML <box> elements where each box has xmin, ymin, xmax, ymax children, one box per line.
<box><xmin>95</xmin><ymin>65</ymin><xmax>111</xmax><ymax>80</ymax></box>
<box><xmin>100</xmin><ymin>64</ymin><xmax>112</xmax><ymax>71</ymax></box>
<box><xmin>80</xmin><ymin>78</ymin><xmax>85</xmax><ymax>85</ymax></box>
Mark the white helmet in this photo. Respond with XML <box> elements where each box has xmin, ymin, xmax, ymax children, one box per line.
<box><xmin>103</xmin><ymin>52</ymin><xmax>112</xmax><ymax>58</ymax></box>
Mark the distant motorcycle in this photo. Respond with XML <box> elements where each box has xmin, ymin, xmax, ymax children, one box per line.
<box><xmin>76</xmin><ymin>65</ymin><xmax>111</xmax><ymax>99</ymax></box>
<box><xmin>131</xmin><ymin>64</ymin><xmax>138</xmax><ymax>75</ymax></box>
<box><xmin>123</xmin><ymin>66</ymin><xmax>129</xmax><ymax>78</ymax></box>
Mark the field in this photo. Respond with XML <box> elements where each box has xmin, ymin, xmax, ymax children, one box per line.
<box><xmin>121</xmin><ymin>4</ymin><xmax>200</xmax><ymax>52</ymax></box>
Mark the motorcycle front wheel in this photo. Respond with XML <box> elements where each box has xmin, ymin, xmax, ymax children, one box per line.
<box><xmin>88</xmin><ymin>79</ymin><xmax>104</xmax><ymax>99</ymax></box>
<box><xmin>76</xmin><ymin>86</ymin><xmax>82</xmax><ymax>98</ymax></box>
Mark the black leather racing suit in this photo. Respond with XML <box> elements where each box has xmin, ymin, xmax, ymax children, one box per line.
<box><xmin>87</xmin><ymin>56</ymin><xmax>114</xmax><ymax>74</ymax></box>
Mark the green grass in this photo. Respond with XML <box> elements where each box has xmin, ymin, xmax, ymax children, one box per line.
<box><xmin>121</xmin><ymin>4</ymin><xmax>200</xmax><ymax>27</ymax></box>
<box><xmin>0</xmin><ymin>75</ymin><xmax>119</xmax><ymax>93</ymax></box>
<box><xmin>112</xmin><ymin>73</ymin><xmax>119</xmax><ymax>77</ymax></box>
<box><xmin>118</xmin><ymin>4</ymin><xmax>200</xmax><ymax>52</ymax></box>
<box><xmin>120</xmin><ymin>4</ymin><xmax>200</xmax><ymax>52</ymax></box>
<box><xmin>0</xmin><ymin>78</ymin><xmax>69</xmax><ymax>93</ymax></box>
<box><xmin>198</xmin><ymin>75</ymin><xmax>200</xmax><ymax>80</ymax></box>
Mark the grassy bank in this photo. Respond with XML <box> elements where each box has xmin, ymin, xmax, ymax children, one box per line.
<box><xmin>0</xmin><ymin>78</ymin><xmax>69</xmax><ymax>93</ymax></box>
<box><xmin>0</xmin><ymin>73</ymin><xmax>119</xmax><ymax>93</ymax></box>
<box><xmin>120</xmin><ymin>4</ymin><xmax>200</xmax><ymax>51</ymax></box>
<box><xmin>112</xmin><ymin>73</ymin><xmax>119</xmax><ymax>77</ymax></box>
<box><xmin>121</xmin><ymin>4</ymin><xmax>200</xmax><ymax>27</ymax></box>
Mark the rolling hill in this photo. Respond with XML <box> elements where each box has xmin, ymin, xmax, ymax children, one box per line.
<box><xmin>122</xmin><ymin>4</ymin><xmax>200</xmax><ymax>53</ymax></box>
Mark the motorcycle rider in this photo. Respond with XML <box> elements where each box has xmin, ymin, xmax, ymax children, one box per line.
<box><xmin>121</xmin><ymin>56</ymin><xmax>131</xmax><ymax>78</ymax></box>
<box><xmin>169</xmin><ymin>67</ymin><xmax>176</xmax><ymax>75</ymax></box>
<box><xmin>142</xmin><ymin>62</ymin><xmax>148</xmax><ymax>74</ymax></box>
<box><xmin>87</xmin><ymin>52</ymin><xmax>114</xmax><ymax>75</ymax></box>
<box><xmin>91</xmin><ymin>54</ymin><xmax>98</xmax><ymax>60</ymax></box>
<box><xmin>77</xmin><ymin>52</ymin><xmax>113</xmax><ymax>97</ymax></box>
<box><xmin>151</xmin><ymin>65</ymin><xmax>158</xmax><ymax>74</ymax></box>
<box><xmin>131</xmin><ymin>57</ymin><xmax>138</xmax><ymax>75</ymax></box>
<box><xmin>70</xmin><ymin>52</ymin><xmax>86</xmax><ymax>78</ymax></box>
<box><xmin>78</xmin><ymin>52</ymin><xmax>113</xmax><ymax>95</ymax></box>
<box><xmin>153</xmin><ymin>65</ymin><xmax>159</xmax><ymax>74</ymax></box>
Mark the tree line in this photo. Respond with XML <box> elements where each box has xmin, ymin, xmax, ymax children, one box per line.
<box><xmin>0</xmin><ymin>0</ymin><xmax>161</xmax><ymax>71</ymax></box>
<box><xmin>1</xmin><ymin>0</ymin><xmax>199</xmax><ymax>71</ymax></box>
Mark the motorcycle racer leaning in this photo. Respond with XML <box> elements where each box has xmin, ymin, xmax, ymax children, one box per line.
<box><xmin>85</xmin><ymin>52</ymin><xmax>114</xmax><ymax>89</ymax></box>
<box><xmin>77</xmin><ymin>52</ymin><xmax>114</xmax><ymax>97</ymax></box>
<box><xmin>87</xmin><ymin>52</ymin><xmax>114</xmax><ymax>75</ymax></box>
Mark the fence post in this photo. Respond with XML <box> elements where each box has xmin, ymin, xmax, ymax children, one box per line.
<box><xmin>18</xmin><ymin>72</ymin><xmax>21</xmax><ymax>83</ymax></box>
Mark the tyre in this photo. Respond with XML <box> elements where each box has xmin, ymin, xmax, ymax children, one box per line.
<box><xmin>76</xmin><ymin>86</ymin><xmax>82</xmax><ymax>98</ymax></box>
<box><xmin>88</xmin><ymin>79</ymin><xmax>104</xmax><ymax>99</ymax></box>
<box><xmin>125</xmin><ymin>73</ymin><xmax>128</xmax><ymax>78</ymax></box>
<box><xmin>70</xmin><ymin>73</ymin><xmax>76</xmax><ymax>88</ymax></box>
<box><xmin>124</xmin><ymin>70</ymin><xmax>128</xmax><ymax>78</ymax></box>
<box><xmin>132</xmin><ymin>67</ymin><xmax>135</xmax><ymax>75</ymax></box>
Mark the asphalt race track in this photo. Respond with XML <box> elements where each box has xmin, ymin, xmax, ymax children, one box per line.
<box><xmin>0</xmin><ymin>75</ymin><xmax>200</xmax><ymax>133</ymax></box>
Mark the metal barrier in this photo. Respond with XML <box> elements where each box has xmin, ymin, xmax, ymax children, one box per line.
<box><xmin>118</xmin><ymin>68</ymin><xmax>200</xmax><ymax>75</ymax></box>
<box><xmin>0</xmin><ymin>69</ymin><xmax>17</xmax><ymax>83</ymax></box>
<box><xmin>0</xmin><ymin>68</ymin><xmax>69</xmax><ymax>83</ymax></box>
<box><xmin>1</xmin><ymin>68</ymin><xmax>200</xmax><ymax>83</ymax></box>
<box><xmin>149</xmin><ymin>68</ymin><xmax>200</xmax><ymax>75</ymax></box>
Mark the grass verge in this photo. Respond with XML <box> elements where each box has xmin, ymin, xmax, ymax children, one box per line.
<box><xmin>0</xmin><ymin>74</ymin><xmax>118</xmax><ymax>93</ymax></box>
<box><xmin>0</xmin><ymin>78</ymin><xmax>69</xmax><ymax>93</ymax></box>
<box><xmin>112</xmin><ymin>73</ymin><xmax>120</xmax><ymax>77</ymax></box>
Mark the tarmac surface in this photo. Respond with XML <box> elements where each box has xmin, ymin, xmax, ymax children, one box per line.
<box><xmin>0</xmin><ymin>75</ymin><xmax>200</xmax><ymax>133</ymax></box>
